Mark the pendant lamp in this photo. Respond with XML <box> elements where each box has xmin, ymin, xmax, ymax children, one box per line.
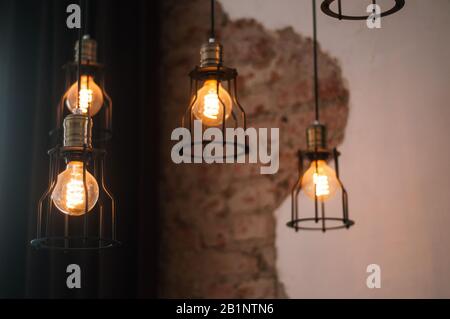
<box><xmin>31</xmin><ymin>0</ymin><xmax>118</xmax><ymax>250</ymax></box>
<box><xmin>288</xmin><ymin>0</ymin><xmax>355</xmax><ymax>232</ymax></box>
<box><xmin>181</xmin><ymin>0</ymin><xmax>248</xmax><ymax>159</ymax></box>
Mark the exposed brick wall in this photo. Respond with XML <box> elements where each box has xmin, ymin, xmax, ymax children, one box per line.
<box><xmin>159</xmin><ymin>0</ymin><xmax>349</xmax><ymax>298</ymax></box>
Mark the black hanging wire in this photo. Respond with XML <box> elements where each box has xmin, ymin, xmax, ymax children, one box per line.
<box><xmin>312</xmin><ymin>0</ymin><xmax>320</xmax><ymax>122</ymax></box>
<box><xmin>75</xmin><ymin>0</ymin><xmax>90</xmax><ymax>226</ymax></box>
<box><xmin>372</xmin><ymin>0</ymin><xmax>377</xmax><ymax>22</ymax></box>
<box><xmin>84</xmin><ymin>0</ymin><xmax>91</xmax><ymax>119</ymax></box>
<box><xmin>76</xmin><ymin>0</ymin><xmax>83</xmax><ymax>111</ymax></box>
<box><xmin>312</xmin><ymin>0</ymin><xmax>321</xmax><ymax>210</ymax></box>
<box><xmin>84</xmin><ymin>0</ymin><xmax>89</xmax><ymax>36</ymax></box>
<box><xmin>76</xmin><ymin>0</ymin><xmax>90</xmax><ymax>114</ymax></box>
<box><xmin>210</xmin><ymin>0</ymin><xmax>215</xmax><ymax>40</ymax></box>
<box><xmin>338</xmin><ymin>0</ymin><xmax>342</xmax><ymax>19</ymax></box>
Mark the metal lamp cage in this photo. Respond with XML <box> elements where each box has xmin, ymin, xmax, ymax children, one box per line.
<box><xmin>32</xmin><ymin>37</ymin><xmax>118</xmax><ymax>250</ymax></box>
<box><xmin>51</xmin><ymin>61</ymin><xmax>113</xmax><ymax>143</ymax></box>
<box><xmin>288</xmin><ymin>148</ymin><xmax>354</xmax><ymax>232</ymax></box>
<box><xmin>32</xmin><ymin>147</ymin><xmax>118</xmax><ymax>250</ymax></box>
<box><xmin>320</xmin><ymin>0</ymin><xmax>405</xmax><ymax>21</ymax></box>
<box><xmin>181</xmin><ymin>64</ymin><xmax>249</xmax><ymax>160</ymax></box>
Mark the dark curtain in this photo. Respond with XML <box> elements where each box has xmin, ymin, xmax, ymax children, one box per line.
<box><xmin>0</xmin><ymin>0</ymin><xmax>160</xmax><ymax>298</ymax></box>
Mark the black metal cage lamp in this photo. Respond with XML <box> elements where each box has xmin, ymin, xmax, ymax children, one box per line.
<box><xmin>54</xmin><ymin>34</ymin><xmax>113</xmax><ymax>143</ymax></box>
<box><xmin>288</xmin><ymin>0</ymin><xmax>354</xmax><ymax>232</ymax></box>
<box><xmin>321</xmin><ymin>0</ymin><xmax>405</xmax><ymax>21</ymax></box>
<box><xmin>181</xmin><ymin>0</ymin><xmax>248</xmax><ymax>160</ymax></box>
<box><xmin>289</xmin><ymin>124</ymin><xmax>354</xmax><ymax>231</ymax></box>
<box><xmin>31</xmin><ymin>2</ymin><xmax>119</xmax><ymax>250</ymax></box>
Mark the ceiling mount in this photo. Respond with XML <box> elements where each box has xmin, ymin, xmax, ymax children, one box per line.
<box><xmin>320</xmin><ymin>0</ymin><xmax>405</xmax><ymax>21</ymax></box>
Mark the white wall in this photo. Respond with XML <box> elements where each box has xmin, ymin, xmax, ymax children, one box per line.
<box><xmin>220</xmin><ymin>0</ymin><xmax>450</xmax><ymax>298</ymax></box>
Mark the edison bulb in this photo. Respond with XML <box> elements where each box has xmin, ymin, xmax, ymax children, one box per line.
<box><xmin>51</xmin><ymin>161</ymin><xmax>99</xmax><ymax>216</ymax></box>
<box><xmin>192</xmin><ymin>80</ymin><xmax>232</xmax><ymax>126</ymax></box>
<box><xmin>301</xmin><ymin>160</ymin><xmax>339</xmax><ymax>202</ymax></box>
<box><xmin>66</xmin><ymin>75</ymin><xmax>104</xmax><ymax>116</ymax></box>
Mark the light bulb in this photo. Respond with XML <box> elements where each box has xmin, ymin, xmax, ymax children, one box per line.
<box><xmin>192</xmin><ymin>80</ymin><xmax>233</xmax><ymax>126</ymax></box>
<box><xmin>51</xmin><ymin>161</ymin><xmax>99</xmax><ymax>216</ymax></box>
<box><xmin>66</xmin><ymin>75</ymin><xmax>104</xmax><ymax>116</ymax></box>
<box><xmin>301</xmin><ymin>160</ymin><xmax>339</xmax><ymax>202</ymax></box>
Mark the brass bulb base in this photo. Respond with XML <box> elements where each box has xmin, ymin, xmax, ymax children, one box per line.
<box><xmin>63</xmin><ymin>114</ymin><xmax>93</xmax><ymax>148</ymax></box>
<box><xmin>200</xmin><ymin>40</ymin><xmax>223</xmax><ymax>67</ymax></box>
<box><xmin>75</xmin><ymin>35</ymin><xmax>97</xmax><ymax>64</ymax></box>
<box><xmin>306</xmin><ymin>122</ymin><xmax>327</xmax><ymax>151</ymax></box>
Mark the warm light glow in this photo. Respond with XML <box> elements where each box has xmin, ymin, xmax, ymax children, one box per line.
<box><xmin>51</xmin><ymin>161</ymin><xmax>99</xmax><ymax>216</ymax></box>
<box><xmin>66</xmin><ymin>75</ymin><xmax>104</xmax><ymax>116</ymax></box>
<box><xmin>301</xmin><ymin>160</ymin><xmax>339</xmax><ymax>201</ymax></box>
<box><xmin>192</xmin><ymin>80</ymin><xmax>232</xmax><ymax>126</ymax></box>
<box><xmin>313</xmin><ymin>173</ymin><xmax>330</xmax><ymax>196</ymax></box>
<box><xmin>203</xmin><ymin>91</ymin><xmax>220</xmax><ymax>119</ymax></box>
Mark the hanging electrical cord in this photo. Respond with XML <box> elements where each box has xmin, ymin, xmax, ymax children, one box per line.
<box><xmin>210</xmin><ymin>0</ymin><xmax>215</xmax><ymax>40</ymax></box>
<box><xmin>338</xmin><ymin>0</ymin><xmax>342</xmax><ymax>19</ymax></box>
<box><xmin>84</xmin><ymin>0</ymin><xmax>89</xmax><ymax>36</ymax></box>
<box><xmin>372</xmin><ymin>0</ymin><xmax>377</xmax><ymax>22</ymax></box>
<box><xmin>312</xmin><ymin>0</ymin><xmax>320</xmax><ymax>122</ymax></box>
<box><xmin>76</xmin><ymin>0</ymin><xmax>83</xmax><ymax>111</ymax></box>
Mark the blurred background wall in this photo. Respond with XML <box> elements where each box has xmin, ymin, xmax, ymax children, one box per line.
<box><xmin>159</xmin><ymin>0</ymin><xmax>349</xmax><ymax>298</ymax></box>
<box><xmin>219</xmin><ymin>0</ymin><xmax>450</xmax><ymax>298</ymax></box>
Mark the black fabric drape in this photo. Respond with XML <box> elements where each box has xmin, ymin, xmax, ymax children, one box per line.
<box><xmin>0</xmin><ymin>0</ymin><xmax>160</xmax><ymax>298</ymax></box>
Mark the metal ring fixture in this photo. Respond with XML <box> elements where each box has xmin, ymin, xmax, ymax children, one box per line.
<box><xmin>178</xmin><ymin>140</ymin><xmax>249</xmax><ymax>161</ymax></box>
<box><xmin>287</xmin><ymin>217</ymin><xmax>355</xmax><ymax>231</ymax></box>
<box><xmin>321</xmin><ymin>0</ymin><xmax>405</xmax><ymax>20</ymax></box>
<box><xmin>30</xmin><ymin>237</ymin><xmax>121</xmax><ymax>251</ymax></box>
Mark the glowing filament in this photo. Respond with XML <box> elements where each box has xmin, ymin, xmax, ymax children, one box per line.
<box><xmin>66</xmin><ymin>173</ymin><xmax>85</xmax><ymax>209</ymax></box>
<box><xmin>78</xmin><ymin>86</ymin><xmax>94</xmax><ymax>114</ymax></box>
<box><xmin>66</xmin><ymin>75</ymin><xmax>104</xmax><ymax>116</ymax></box>
<box><xmin>203</xmin><ymin>91</ymin><xmax>220</xmax><ymax>119</ymax></box>
<box><xmin>191</xmin><ymin>80</ymin><xmax>233</xmax><ymax>126</ymax></box>
<box><xmin>301</xmin><ymin>160</ymin><xmax>339</xmax><ymax>202</ymax></box>
<box><xmin>51</xmin><ymin>161</ymin><xmax>99</xmax><ymax>216</ymax></box>
<box><xmin>313</xmin><ymin>173</ymin><xmax>330</xmax><ymax>197</ymax></box>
